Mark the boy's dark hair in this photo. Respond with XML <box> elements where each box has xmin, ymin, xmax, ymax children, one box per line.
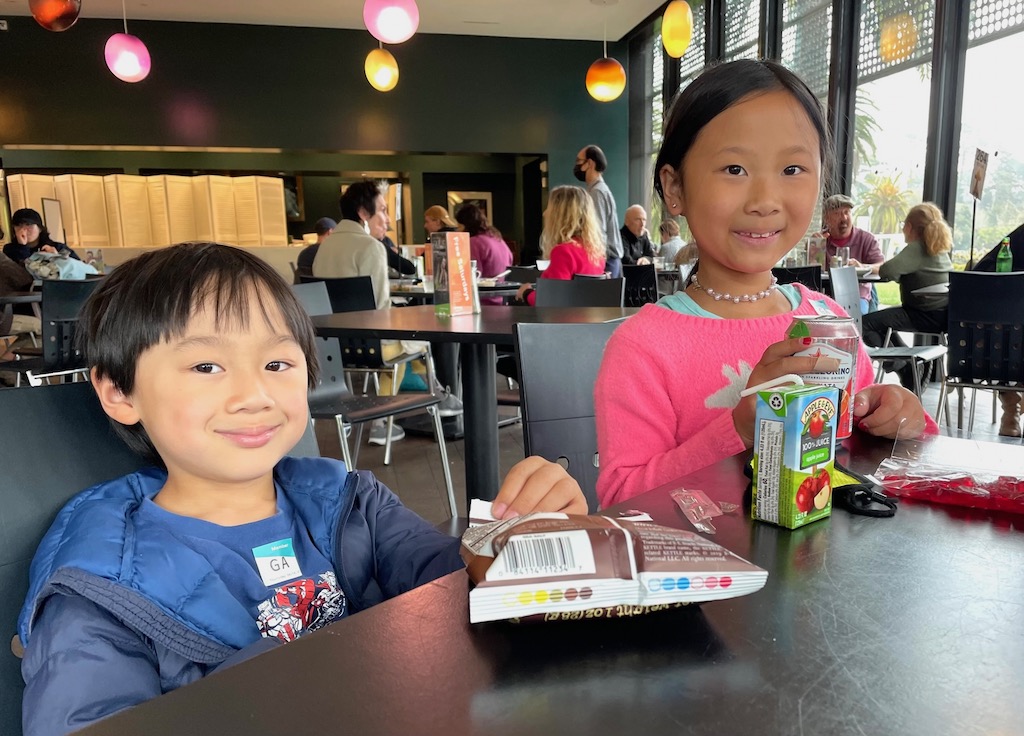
<box><xmin>583</xmin><ymin>145</ymin><xmax>608</xmax><ymax>173</ymax></box>
<box><xmin>454</xmin><ymin>203</ymin><xmax>501</xmax><ymax>239</ymax></box>
<box><xmin>81</xmin><ymin>242</ymin><xmax>319</xmax><ymax>467</ymax></box>
<box><xmin>653</xmin><ymin>59</ymin><xmax>833</xmax><ymax>201</ymax></box>
<box><xmin>339</xmin><ymin>180</ymin><xmax>384</xmax><ymax>223</ymax></box>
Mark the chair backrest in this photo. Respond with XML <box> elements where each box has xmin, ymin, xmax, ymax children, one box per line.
<box><xmin>508</xmin><ymin>266</ymin><xmax>539</xmax><ymax>284</ymax></box>
<box><xmin>514</xmin><ymin>320</ymin><xmax>624</xmax><ymax>511</ymax></box>
<box><xmin>828</xmin><ymin>266</ymin><xmax>862</xmax><ymax>333</ymax></box>
<box><xmin>534</xmin><ymin>277</ymin><xmax>625</xmax><ymax>308</ymax></box>
<box><xmin>571</xmin><ymin>273</ymin><xmax>609</xmax><ymax>280</ymax></box>
<box><xmin>292</xmin><ymin>281</ymin><xmax>333</xmax><ymax>317</ymax></box>
<box><xmin>41</xmin><ymin>279</ymin><xmax>102</xmax><ymax>368</ymax></box>
<box><xmin>621</xmin><ymin>264</ymin><xmax>658</xmax><ymax>307</ymax></box>
<box><xmin>0</xmin><ymin>381</ymin><xmax>320</xmax><ymax>736</ymax></box>
<box><xmin>297</xmin><ymin>276</ymin><xmax>375</xmax><ymax>314</ymax></box>
<box><xmin>947</xmin><ymin>271</ymin><xmax>1024</xmax><ymax>384</ymax></box>
<box><xmin>772</xmin><ymin>265</ymin><xmax>822</xmax><ymax>291</ymax></box>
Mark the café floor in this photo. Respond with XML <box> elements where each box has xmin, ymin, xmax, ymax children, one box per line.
<box><xmin>321</xmin><ymin>376</ymin><xmax>1021</xmax><ymax>528</ymax></box>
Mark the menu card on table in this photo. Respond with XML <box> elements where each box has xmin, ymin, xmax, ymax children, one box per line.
<box><xmin>431</xmin><ymin>231</ymin><xmax>474</xmax><ymax>316</ymax></box>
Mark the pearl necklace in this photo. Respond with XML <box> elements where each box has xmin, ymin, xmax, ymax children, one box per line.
<box><xmin>689</xmin><ymin>273</ymin><xmax>778</xmax><ymax>304</ymax></box>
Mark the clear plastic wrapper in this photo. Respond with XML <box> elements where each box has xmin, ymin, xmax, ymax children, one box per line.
<box><xmin>873</xmin><ymin>435</ymin><xmax>1024</xmax><ymax>514</ymax></box>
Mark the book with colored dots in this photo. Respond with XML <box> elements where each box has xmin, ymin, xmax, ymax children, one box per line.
<box><xmin>461</xmin><ymin>513</ymin><xmax>767</xmax><ymax>624</ymax></box>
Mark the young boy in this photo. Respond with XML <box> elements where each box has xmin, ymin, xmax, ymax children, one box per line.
<box><xmin>18</xmin><ymin>242</ymin><xmax>586</xmax><ymax>736</ymax></box>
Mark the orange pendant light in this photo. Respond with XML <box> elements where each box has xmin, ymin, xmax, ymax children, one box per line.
<box><xmin>662</xmin><ymin>1</ymin><xmax>693</xmax><ymax>59</ymax></box>
<box><xmin>879</xmin><ymin>10</ymin><xmax>918</xmax><ymax>64</ymax></box>
<box><xmin>365</xmin><ymin>44</ymin><xmax>399</xmax><ymax>92</ymax></box>
<box><xmin>586</xmin><ymin>11</ymin><xmax>626</xmax><ymax>103</ymax></box>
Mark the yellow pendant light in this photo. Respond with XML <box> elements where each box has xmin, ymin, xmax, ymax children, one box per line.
<box><xmin>879</xmin><ymin>10</ymin><xmax>918</xmax><ymax>64</ymax></box>
<box><xmin>586</xmin><ymin>9</ymin><xmax>626</xmax><ymax>103</ymax></box>
<box><xmin>662</xmin><ymin>1</ymin><xmax>693</xmax><ymax>59</ymax></box>
<box><xmin>365</xmin><ymin>44</ymin><xmax>399</xmax><ymax>92</ymax></box>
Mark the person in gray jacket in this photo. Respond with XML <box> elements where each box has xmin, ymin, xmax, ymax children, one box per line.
<box><xmin>574</xmin><ymin>144</ymin><xmax>622</xmax><ymax>277</ymax></box>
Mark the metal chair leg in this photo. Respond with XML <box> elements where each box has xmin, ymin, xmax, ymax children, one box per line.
<box><xmin>334</xmin><ymin>416</ymin><xmax>354</xmax><ymax>470</ymax></box>
<box><xmin>429</xmin><ymin>405</ymin><xmax>457</xmax><ymax>518</ymax></box>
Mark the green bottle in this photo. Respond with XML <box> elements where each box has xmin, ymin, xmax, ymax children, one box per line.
<box><xmin>997</xmin><ymin>237</ymin><xmax>1013</xmax><ymax>273</ymax></box>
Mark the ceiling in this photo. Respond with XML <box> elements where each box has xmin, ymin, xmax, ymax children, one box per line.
<box><xmin>1</xmin><ymin>0</ymin><xmax>666</xmax><ymax>42</ymax></box>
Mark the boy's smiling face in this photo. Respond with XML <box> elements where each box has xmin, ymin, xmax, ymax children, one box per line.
<box><xmin>97</xmin><ymin>290</ymin><xmax>310</xmax><ymax>505</ymax></box>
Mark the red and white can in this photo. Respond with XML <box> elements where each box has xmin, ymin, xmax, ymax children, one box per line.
<box><xmin>787</xmin><ymin>315</ymin><xmax>859</xmax><ymax>439</ymax></box>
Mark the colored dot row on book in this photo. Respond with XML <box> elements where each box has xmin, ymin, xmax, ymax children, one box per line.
<box><xmin>502</xmin><ymin>587</ymin><xmax>594</xmax><ymax>607</ymax></box>
<box><xmin>648</xmin><ymin>576</ymin><xmax>732</xmax><ymax>592</ymax></box>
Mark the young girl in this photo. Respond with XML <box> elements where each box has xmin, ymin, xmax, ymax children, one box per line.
<box><xmin>517</xmin><ymin>186</ymin><xmax>607</xmax><ymax>305</ymax></box>
<box><xmin>595</xmin><ymin>60</ymin><xmax>931</xmax><ymax>507</ymax></box>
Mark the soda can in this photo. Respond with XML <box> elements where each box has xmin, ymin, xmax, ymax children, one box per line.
<box><xmin>787</xmin><ymin>315</ymin><xmax>859</xmax><ymax>439</ymax></box>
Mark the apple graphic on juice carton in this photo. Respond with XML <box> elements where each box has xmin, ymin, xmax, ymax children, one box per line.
<box><xmin>795</xmin><ymin>469</ymin><xmax>832</xmax><ymax>513</ymax></box>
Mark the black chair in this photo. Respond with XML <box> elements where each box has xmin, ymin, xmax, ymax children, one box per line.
<box><xmin>507</xmin><ymin>266</ymin><xmax>539</xmax><ymax>284</ymax></box>
<box><xmin>293</xmin><ymin>282</ymin><xmax>456</xmax><ymax>516</ymax></box>
<box><xmin>828</xmin><ymin>266</ymin><xmax>948</xmax><ymax>417</ymax></box>
<box><xmin>534</xmin><ymin>278</ymin><xmax>624</xmax><ymax>307</ymax></box>
<box><xmin>514</xmin><ymin>321</ymin><xmax>624</xmax><ymax>512</ymax></box>
<box><xmin>0</xmin><ymin>381</ymin><xmax>320</xmax><ymax>735</ymax></box>
<box><xmin>942</xmin><ymin>271</ymin><xmax>1024</xmax><ymax>431</ymax></box>
<box><xmin>571</xmin><ymin>273</ymin><xmax>609</xmax><ymax>280</ymax></box>
<box><xmin>0</xmin><ymin>279</ymin><xmax>102</xmax><ymax>386</ymax></box>
<box><xmin>297</xmin><ymin>275</ymin><xmax>376</xmax><ymax>314</ymax></box>
<box><xmin>773</xmin><ymin>265</ymin><xmax>823</xmax><ymax>292</ymax></box>
<box><xmin>621</xmin><ymin>264</ymin><xmax>658</xmax><ymax>307</ymax></box>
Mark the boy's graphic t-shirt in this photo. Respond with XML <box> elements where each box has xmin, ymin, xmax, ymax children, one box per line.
<box><xmin>137</xmin><ymin>488</ymin><xmax>347</xmax><ymax>643</ymax></box>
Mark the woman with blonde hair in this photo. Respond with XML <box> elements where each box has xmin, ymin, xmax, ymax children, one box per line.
<box><xmin>517</xmin><ymin>186</ymin><xmax>606</xmax><ymax>305</ymax></box>
<box><xmin>424</xmin><ymin>205</ymin><xmax>457</xmax><ymax>238</ymax></box>
<box><xmin>862</xmin><ymin>201</ymin><xmax>953</xmax><ymax>389</ymax></box>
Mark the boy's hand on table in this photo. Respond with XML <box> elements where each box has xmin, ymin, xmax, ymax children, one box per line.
<box><xmin>491</xmin><ymin>456</ymin><xmax>587</xmax><ymax>519</ymax></box>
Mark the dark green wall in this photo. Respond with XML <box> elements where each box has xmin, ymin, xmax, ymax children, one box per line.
<box><xmin>0</xmin><ymin>17</ymin><xmax>629</xmax><ymax>247</ymax></box>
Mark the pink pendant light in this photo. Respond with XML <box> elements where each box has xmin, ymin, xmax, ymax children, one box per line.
<box><xmin>28</xmin><ymin>0</ymin><xmax>81</xmax><ymax>32</ymax></box>
<box><xmin>105</xmin><ymin>0</ymin><xmax>151</xmax><ymax>83</ymax></box>
<box><xmin>363</xmin><ymin>0</ymin><xmax>419</xmax><ymax>45</ymax></box>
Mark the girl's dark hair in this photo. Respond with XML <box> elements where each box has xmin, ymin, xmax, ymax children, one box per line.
<box><xmin>653</xmin><ymin>59</ymin><xmax>833</xmax><ymax>201</ymax></box>
<box><xmin>81</xmin><ymin>242</ymin><xmax>319</xmax><ymax>467</ymax></box>
<box><xmin>339</xmin><ymin>179</ymin><xmax>384</xmax><ymax>222</ymax></box>
<box><xmin>454</xmin><ymin>203</ymin><xmax>500</xmax><ymax>239</ymax></box>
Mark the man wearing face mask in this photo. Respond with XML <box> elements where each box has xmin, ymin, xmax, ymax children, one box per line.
<box><xmin>574</xmin><ymin>145</ymin><xmax>622</xmax><ymax>278</ymax></box>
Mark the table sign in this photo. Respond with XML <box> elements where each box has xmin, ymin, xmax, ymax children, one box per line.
<box><xmin>431</xmin><ymin>231</ymin><xmax>474</xmax><ymax>316</ymax></box>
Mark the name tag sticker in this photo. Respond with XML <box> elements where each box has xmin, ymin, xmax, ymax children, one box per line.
<box><xmin>252</xmin><ymin>538</ymin><xmax>302</xmax><ymax>587</ymax></box>
<box><xmin>810</xmin><ymin>299</ymin><xmax>833</xmax><ymax>316</ymax></box>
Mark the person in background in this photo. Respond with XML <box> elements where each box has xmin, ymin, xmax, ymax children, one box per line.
<box><xmin>658</xmin><ymin>219</ymin><xmax>685</xmax><ymax>263</ymax></box>
<box><xmin>423</xmin><ymin>205</ymin><xmax>457</xmax><ymax>240</ymax></box>
<box><xmin>517</xmin><ymin>186</ymin><xmax>606</xmax><ymax>306</ymax></box>
<box><xmin>454</xmin><ymin>203</ymin><xmax>513</xmax><ymax>305</ymax></box>
<box><xmin>819</xmin><ymin>194</ymin><xmax>884</xmax><ymax>314</ymax></box>
<box><xmin>4</xmin><ymin>208</ymin><xmax>80</xmax><ymax>265</ymax></box>
<box><xmin>972</xmin><ymin>222</ymin><xmax>1024</xmax><ymax>436</ymax></box>
<box><xmin>594</xmin><ymin>59</ymin><xmax>930</xmax><ymax>507</ymax></box>
<box><xmin>574</xmin><ymin>144</ymin><xmax>622</xmax><ymax>277</ymax></box>
<box><xmin>620</xmin><ymin>205</ymin><xmax>655</xmax><ymax>266</ymax></box>
<box><xmin>17</xmin><ymin>242</ymin><xmax>586</xmax><ymax>736</ymax></box>
<box><xmin>861</xmin><ymin>203</ymin><xmax>953</xmax><ymax>391</ymax></box>
<box><xmin>295</xmin><ymin>217</ymin><xmax>336</xmax><ymax>280</ymax></box>
<box><xmin>379</xmin><ymin>210</ymin><xmax>416</xmax><ymax>278</ymax></box>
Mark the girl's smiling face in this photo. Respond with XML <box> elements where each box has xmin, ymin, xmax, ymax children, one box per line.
<box><xmin>660</xmin><ymin>90</ymin><xmax>821</xmax><ymax>287</ymax></box>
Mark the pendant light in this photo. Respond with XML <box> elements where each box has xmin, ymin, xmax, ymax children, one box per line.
<box><xmin>28</xmin><ymin>0</ymin><xmax>81</xmax><ymax>32</ymax></box>
<box><xmin>586</xmin><ymin>17</ymin><xmax>625</xmax><ymax>103</ymax></box>
<box><xmin>661</xmin><ymin>1</ymin><xmax>693</xmax><ymax>59</ymax></box>
<box><xmin>878</xmin><ymin>7</ymin><xmax>918</xmax><ymax>64</ymax></box>
<box><xmin>105</xmin><ymin>0</ymin><xmax>151</xmax><ymax>83</ymax></box>
<box><xmin>365</xmin><ymin>43</ymin><xmax>399</xmax><ymax>92</ymax></box>
<box><xmin>363</xmin><ymin>0</ymin><xmax>420</xmax><ymax>45</ymax></box>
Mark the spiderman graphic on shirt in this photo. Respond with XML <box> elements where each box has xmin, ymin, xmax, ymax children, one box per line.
<box><xmin>256</xmin><ymin>570</ymin><xmax>346</xmax><ymax>642</ymax></box>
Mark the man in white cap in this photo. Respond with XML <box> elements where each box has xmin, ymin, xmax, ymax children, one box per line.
<box><xmin>821</xmin><ymin>194</ymin><xmax>884</xmax><ymax>314</ymax></box>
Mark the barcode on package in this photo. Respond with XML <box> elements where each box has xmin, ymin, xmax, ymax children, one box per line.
<box><xmin>486</xmin><ymin>531</ymin><xmax>597</xmax><ymax>581</ymax></box>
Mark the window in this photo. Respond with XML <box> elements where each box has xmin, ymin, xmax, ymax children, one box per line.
<box><xmin>724</xmin><ymin>0</ymin><xmax>760</xmax><ymax>62</ymax></box>
<box><xmin>781</xmin><ymin>0</ymin><xmax>833</xmax><ymax>101</ymax></box>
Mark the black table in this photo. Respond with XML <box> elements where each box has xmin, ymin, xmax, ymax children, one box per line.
<box><xmin>313</xmin><ymin>305</ymin><xmax>639</xmax><ymax>503</ymax></box>
<box><xmin>80</xmin><ymin>432</ymin><xmax>1024</xmax><ymax>735</ymax></box>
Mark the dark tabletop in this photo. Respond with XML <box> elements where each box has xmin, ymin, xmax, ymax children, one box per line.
<box><xmin>312</xmin><ymin>305</ymin><xmax>640</xmax><ymax>344</ymax></box>
<box><xmin>81</xmin><ymin>433</ymin><xmax>1024</xmax><ymax>736</ymax></box>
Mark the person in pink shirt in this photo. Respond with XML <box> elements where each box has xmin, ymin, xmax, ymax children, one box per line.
<box><xmin>518</xmin><ymin>186</ymin><xmax>606</xmax><ymax>306</ymax></box>
<box><xmin>594</xmin><ymin>60</ymin><xmax>933</xmax><ymax>508</ymax></box>
<box><xmin>454</xmin><ymin>203</ymin><xmax>513</xmax><ymax>306</ymax></box>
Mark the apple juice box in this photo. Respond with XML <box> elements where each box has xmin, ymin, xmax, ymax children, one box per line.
<box><xmin>751</xmin><ymin>383</ymin><xmax>839</xmax><ymax>529</ymax></box>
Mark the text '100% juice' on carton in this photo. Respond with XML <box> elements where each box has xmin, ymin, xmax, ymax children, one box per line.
<box><xmin>752</xmin><ymin>384</ymin><xmax>838</xmax><ymax>529</ymax></box>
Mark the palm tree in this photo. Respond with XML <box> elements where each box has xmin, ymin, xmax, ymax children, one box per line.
<box><xmin>857</xmin><ymin>173</ymin><xmax>913</xmax><ymax>234</ymax></box>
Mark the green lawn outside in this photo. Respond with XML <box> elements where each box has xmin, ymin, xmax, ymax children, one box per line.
<box><xmin>875</xmin><ymin>281</ymin><xmax>900</xmax><ymax>306</ymax></box>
